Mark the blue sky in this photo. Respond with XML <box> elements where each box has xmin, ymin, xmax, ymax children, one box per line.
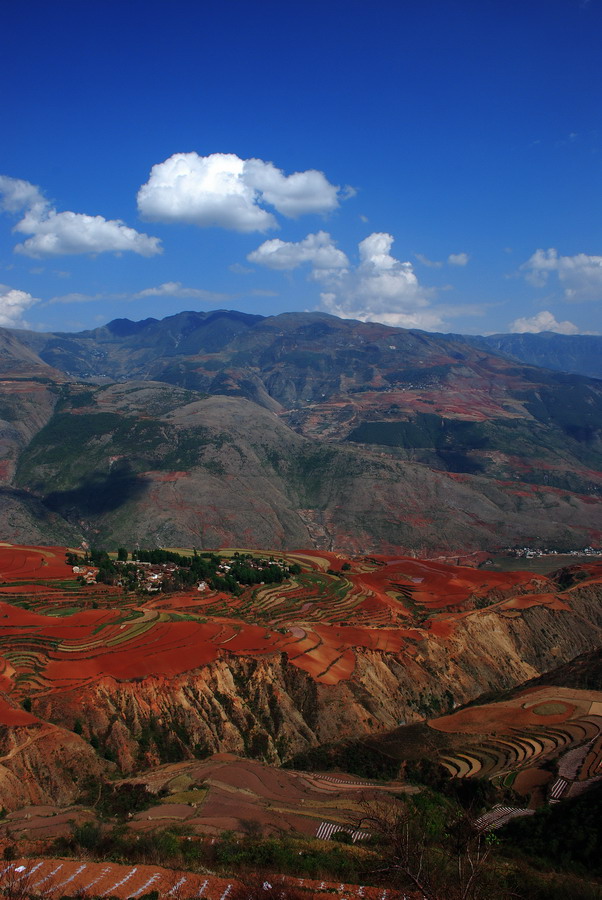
<box><xmin>1</xmin><ymin>0</ymin><xmax>601</xmax><ymax>336</ymax></box>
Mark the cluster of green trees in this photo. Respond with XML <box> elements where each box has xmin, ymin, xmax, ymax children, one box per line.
<box><xmin>500</xmin><ymin>782</ymin><xmax>602</xmax><ymax>876</ymax></box>
<box><xmin>67</xmin><ymin>548</ymin><xmax>128</xmax><ymax>586</ymax></box>
<box><xmin>54</xmin><ymin>824</ymin><xmax>366</xmax><ymax>883</ymax></box>
<box><xmin>287</xmin><ymin>739</ymin><xmax>401</xmax><ymax>780</ymax></box>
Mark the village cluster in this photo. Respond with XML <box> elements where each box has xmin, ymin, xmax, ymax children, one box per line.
<box><xmin>68</xmin><ymin>548</ymin><xmax>300</xmax><ymax>594</ymax></box>
<box><xmin>508</xmin><ymin>546</ymin><xmax>602</xmax><ymax>560</ymax></box>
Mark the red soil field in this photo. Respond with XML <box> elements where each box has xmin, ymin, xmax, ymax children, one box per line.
<box><xmin>0</xmin><ymin>695</ymin><xmax>38</xmax><ymax>726</ymax></box>
<box><xmin>0</xmin><ymin>543</ymin><xmax>595</xmax><ymax>695</ymax></box>
<box><xmin>513</xmin><ymin>767</ymin><xmax>553</xmax><ymax>803</ymax></box>
<box><xmin>500</xmin><ymin>593</ymin><xmax>571</xmax><ymax>612</ymax></box>
<box><xmin>426</xmin><ymin>618</ymin><xmax>454</xmax><ymax>638</ymax></box>
<box><xmin>430</xmin><ymin>691</ymin><xmax>578</xmax><ymax>735</ymax></box>
<box><xmin>0</xmin><ymin>546</ymin><xmax>73</xmax><ymax>581</ymax></box>
<box><xmin>354</xmin><ymin>556</ymin><xmax>540</xmax><ymax>611</ymax></box>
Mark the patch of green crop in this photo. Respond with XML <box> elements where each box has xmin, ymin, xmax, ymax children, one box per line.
<box><xmin>160</xmin><ymin>788</ymin><xmax>207</xmax><ymax>804</ymax></box>
<box><xmin>347</xmin><ymin>409</ymin><xmax>602</xmax><ymax>480</ymax></box>
<box><xmin>156</xmin><ymin>361</ymin><xmax>213</xmax><ymax>391</ymax></box>
<box><xmin>22</xmin><ymin>411</ymin><xmax>122</xmax><ymax>457</ymax></box>
<box><xmin>41</xmin><ymin>606</ymin><xmax>81</xmax><ymax>617</ymax></box>
<box><xmin>523</xmin><ymin>381</ymin><xmax>602</xmax><ymax>443</ymax></box>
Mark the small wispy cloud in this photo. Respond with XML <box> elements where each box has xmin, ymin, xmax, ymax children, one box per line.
<box><xmin>415</xmin><ymin>253</ymin><xmax>443</xmax><ymax>269</ymax></box>
<box><xmin>415</xmin><ymin>252</ymin><xmax>470</xmax><ymax>268</ymax></box>
<box><xmin>229</xmin><ymin>262</ymin><xmax>253</xmax><ymax>275</ymax></box>
<box><xmin>48</xmin><ymin>282</ymin><xmax>232</xmax><ymax>305</ymax></box>
<box><xmin>132</xmin><ymin>282</ymin><xmax>231</xmax><ymax>302</ymax></box>
<box><xmin>448</xmin><ymin>252</ymin><xmax>469</xmax><ymax>266</ymax></box>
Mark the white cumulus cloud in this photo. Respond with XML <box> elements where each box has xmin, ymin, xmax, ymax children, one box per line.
<box><xmin>521</xmin><ymin>248</ymin><xmax>602</xmax><ymax>300</ymax></box>
<box><xmin>137</xmin><ymin>152</ymin><xmax>343</xmax><ymax>232</ymax></box>
<box><xmin>14</xmin><ymin>210</ymin><xmax>162</xmax><ymax>258</ymax></box>
<box><xmin>0</xmin><ymin>176</ymin><xmax>43</xmax><ymax>213</ymax></box>
<box><xmin>0</xmin><ymin>175</ymin><xmax>161</xmax><ymax>258</ymax></box>
<box><xmin>509</xmin><ymin>310</ymin><xmax>579</xmax><ymax>334</ymax></box>
<box><xmin>244</xmin><ymin>159</ymin><xmax>341</xmax><ymax>217</ymax></box>
<box><xmin>247</xmin><ymin>231</ymin><xmax>349</xmax><ymax>274</ymax></box>
<box><xmin>0</xmin><ymin>284</ymin><xmax>40</xmax><ymax>327</ymax></box>
<box><xmin>318</xmin><ymin>232</ymin><xmax>441</xmax><ymax>330</ymax></box>
<box><xmin>248</xmin><ymin>230</ymin><xmax>450</xmax><ymax>329</ymax></box>
<box><xmin>137</xmin><ymin>153</ymin><xmax>273</xmax><ymax>232</ymax></box>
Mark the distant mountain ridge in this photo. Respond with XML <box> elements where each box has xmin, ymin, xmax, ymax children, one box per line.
<box><xmin>1</xmin><ymin>309</ymin><xmax>601</xmax><ymax>552</ymax></box>
<box><xmin>12</xmin><ymin>314</ymin><xmax>602</xmax><ymax>380</ymax></box>
<box><xmin>460</xmin><ymin>331</ymin><xmax>602</xmax><ymax>381</ymax></box>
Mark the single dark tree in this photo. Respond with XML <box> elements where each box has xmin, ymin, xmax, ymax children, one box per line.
<box><xmin>356</xmin><ymin>792</ymin><xmax>500</xmax><ymax>900</ymax></box>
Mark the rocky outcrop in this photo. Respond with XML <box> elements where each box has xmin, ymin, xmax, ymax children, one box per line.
<box><xmin>0</xmin><ymin>720</ymin><xmax>108</xmax><ymax>811</ymax></box>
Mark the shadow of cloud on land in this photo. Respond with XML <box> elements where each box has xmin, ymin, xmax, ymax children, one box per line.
<box><xmin>43</xmin><ymin>462</ymin><xmax>149</xmax><ymax>517</ymax></box>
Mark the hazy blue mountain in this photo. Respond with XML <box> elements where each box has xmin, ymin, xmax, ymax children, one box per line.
<box><xmin>456</xmin><ymin>332</ymin><xmax>602</xmax><ymax>380</ymax></box>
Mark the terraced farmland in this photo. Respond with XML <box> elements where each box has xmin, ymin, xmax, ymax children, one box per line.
<box><xmin>428</xmin><ymin>686</ymin><xmax>602</xmax><ymax>802</ymax></box>
<box><xmin>0</xmin><ymin>544</ymin><xmax>600</xmax><ymax>698</ymax></box>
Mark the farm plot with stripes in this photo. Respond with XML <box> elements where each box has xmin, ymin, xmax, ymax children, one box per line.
<box><xmin>125</xmin><ymin>755</ymin><xmax>408</xmax><ymax>842</ymax></box>
<box><xmin>0</xmin><ymin>857</ymin><xmax>404</xmax><ymax>900</ymax></box>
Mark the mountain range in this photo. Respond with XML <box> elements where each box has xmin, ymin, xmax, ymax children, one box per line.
<box><xmin>1</xmin><ymin>310</ymin><xmax>601</xmax><ymax>553</ymax></box>
<box><xmin>464</xmin><ymin>331</ymin><xmax>602</xmax><ymax>381</ymax></box>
